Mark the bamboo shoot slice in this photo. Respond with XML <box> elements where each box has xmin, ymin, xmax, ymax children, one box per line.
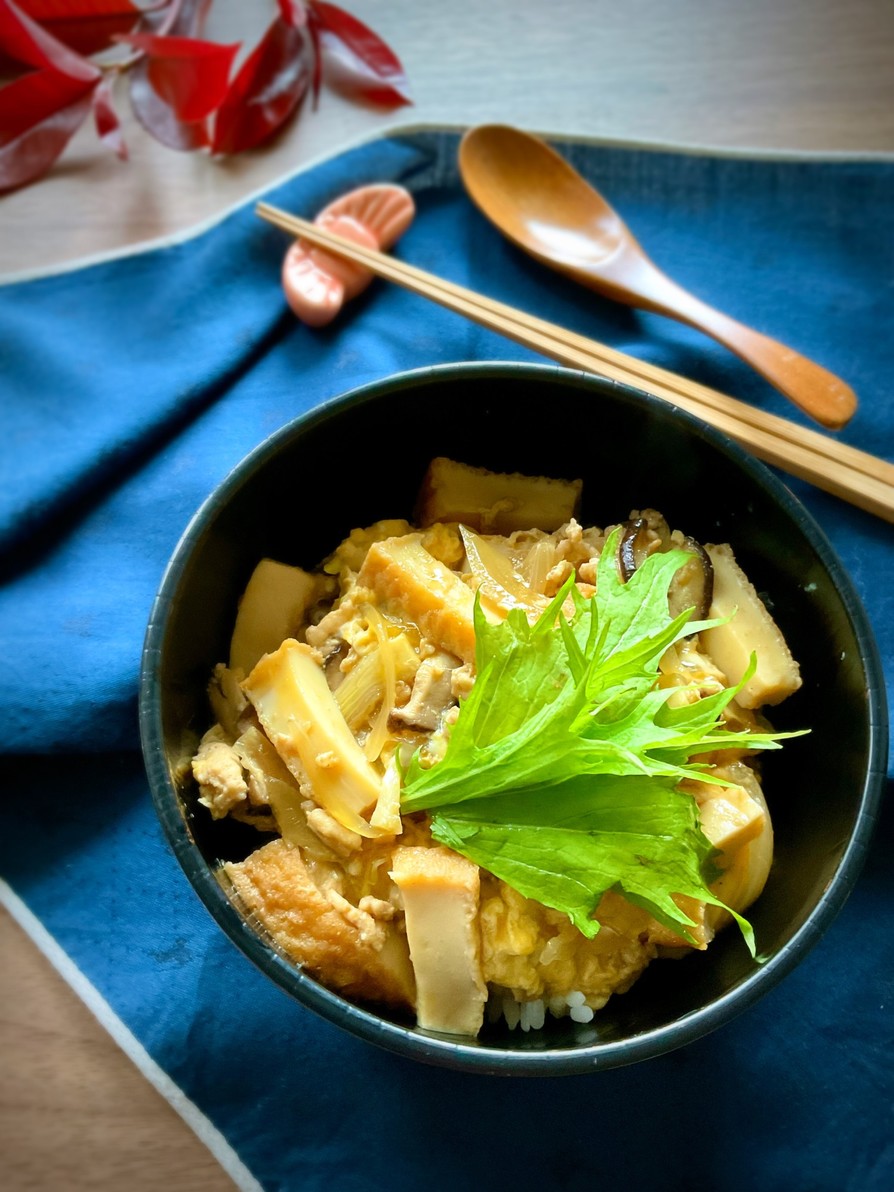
<box><xmin>701</xmin><ymin>543</ymin><xmax>801</xmax><ymax>708</ymax></box>
<box><xmin>391</xmin><ymin>846</ymin><xmax>487</xmax><ymax>1036</ymax></box>
<box><xmin>242</xmin><ymin>640</ymin><xmax>383</xmax><ymax>836</ymax></box>
<box><xmin>229</xmin><ymin>559</ymin><xmax>324</xmax><ymax>674</ymax></box>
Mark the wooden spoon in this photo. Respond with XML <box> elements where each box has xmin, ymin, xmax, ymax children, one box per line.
<box><xmin>458</xmin><ymin>124</ymin><xmax>857</xmax><ymax>429</ymax></box>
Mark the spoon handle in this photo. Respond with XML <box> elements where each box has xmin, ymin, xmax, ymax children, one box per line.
<box><xmin>606</xmin><ymin>260</ymin><xmax>857</xmax><ymax>430</ymax></box>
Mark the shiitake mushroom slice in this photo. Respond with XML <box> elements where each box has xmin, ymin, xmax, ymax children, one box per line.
<box><xmin>668</xmin><ymin>537</ymin><xmax>714</xmax><ymax>621</ymax></box>
<box><xmin>618</xmin><ymin>517</ymin><xmax>652</xmax><ymax>583</ymax></box>
<box><xmin>618</xmin><ymin>511</ymin><xmax>672</xmax><ymax>582</ymax></box>
<box><xmin>617</xmin><ymin>514</ymin><xmax>714</xmax><ymax>623</ymax></box>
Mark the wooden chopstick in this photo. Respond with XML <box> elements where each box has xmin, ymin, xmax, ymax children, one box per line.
<box><xmin>256</xmin><ymin>201</ymin><xmax>894</xmax><ymax>524</ymax></box>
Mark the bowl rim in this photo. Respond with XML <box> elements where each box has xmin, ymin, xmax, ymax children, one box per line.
<box><xmin>139</xmin><ymin>360</ymin><xmax>889</xmax><ymax>1075</ymax></box>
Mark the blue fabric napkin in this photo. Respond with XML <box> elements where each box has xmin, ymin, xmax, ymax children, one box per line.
<box><xmin>1</xmin><ymin>128</ymin><xmax>893</xmax><ymax>1192</ymax></box>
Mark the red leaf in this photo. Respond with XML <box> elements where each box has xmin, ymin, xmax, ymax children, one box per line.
<box><xmin>0</xmin><ymin>0</ymin><xmax>100</xmax><ymax>80</ymax></box>
<box><xmin>310</xmin><ymin>0</ymin><xmax>410</xmax><ymax>107</ymax></box>
<box><xmin>276</xmin><ymin>0</ymin><xmax>306</xmax><ymax>28</ymax></box>
<box><xmin>0</xmin><ymin>67</ymin><xmax>95</xmax><ymax>190</ymax></box>
<box><xmin>15</xmin><ymin>1</ymin><xmax>139</xmax><ymax>16</ymax></box>
<box><xmin>128</xmin><ymin>55</ymin><xmax>208</xmax><ymax>149</ymax></box>
<box><xmin>305</xmin><ymin>2</ymin><xmax>321</xmax><ymax>107</ymax></box>
<box><xmin>115</xmin><ymin>32</ymin><xmax>239</xmax><ymax>121</ymax></box>
<box><xmin>16</xmin><ymin>1</ymin><xmax>146</xmax><ymax>58</ymax></box>
<box><xmin>125</xmin><ymin>0</ymin><xmax>212</xmax><ymax>150</ymax></box>
<box><xmin>211</xmin><ymin>15</ymin><xmax>311</xmax><ymax>155</ymax></box>
<box><xmin>92</xmin><ymin>75</ymin><xmax>127</xmax><ymax>158</ymax></box>
<box><xmin>9</xmin><ymin>4</ymin><xmax>161</xmax><ymax>57</ymax></box>
<box><xmin>140</xmin><ymin>0</ymin><xmax>211</xmax><ymax>39</ymax></box>
<box><xmin>35</xmin><ymin>14</ymin><xmax>140</xmax><ymax>56</ymax></box>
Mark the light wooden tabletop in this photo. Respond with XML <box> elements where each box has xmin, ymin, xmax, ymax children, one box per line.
<box><xmin>3</xmin><ymin>0</ymin><xmax>893</xmax><ymax>1187</ymax></box>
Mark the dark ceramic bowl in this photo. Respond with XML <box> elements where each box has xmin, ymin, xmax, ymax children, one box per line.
<box><xmin>140</xmin><ymin>362</ymin><xmax>887</xmax><ymax>1075</ymax></box>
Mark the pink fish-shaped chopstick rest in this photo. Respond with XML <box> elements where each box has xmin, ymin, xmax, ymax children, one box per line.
<box><xmin>282</xmin><ymin>184</ymin><xmax>416</xmax><ymax>327</ymax></box>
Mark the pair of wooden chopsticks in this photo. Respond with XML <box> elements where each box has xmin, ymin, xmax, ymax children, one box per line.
<box><xmin>256</xmin><ymin>201</ymin><xmax>894</xmax><ymax>524</ymax></box>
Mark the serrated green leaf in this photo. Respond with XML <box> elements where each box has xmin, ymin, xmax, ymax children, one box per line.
<box><xmin>400</xmin><ymin>526</ymin><xmax>802</xmax><ymax>947</ymax></box>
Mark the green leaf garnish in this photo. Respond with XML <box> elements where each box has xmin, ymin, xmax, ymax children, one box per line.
<box><xmin>401</xmin><ymin>527</ymin><xmax>802</xmax><ymax>947</ymax></box>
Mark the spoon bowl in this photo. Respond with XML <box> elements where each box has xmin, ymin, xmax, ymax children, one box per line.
<box><xmin>459</xmin><ymin>124</ymin><xmax>857</xmax><ymax>430</ymax></box>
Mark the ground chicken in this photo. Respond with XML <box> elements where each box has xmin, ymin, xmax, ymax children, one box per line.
<box><xmin>192</xmin><ymin>727</ymin><xmax>247</xmax><ymax>818</ymax></box>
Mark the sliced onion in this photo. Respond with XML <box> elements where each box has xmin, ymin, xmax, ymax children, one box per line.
<box><xmin>460</xmin><ymin>525</ymin><xmax>549</xmax><ymax>619</ymax></box>
<box><xmin>362</xmin><ymin>605</ymin><xmax>396</xmax><ymax>762</ymax></box>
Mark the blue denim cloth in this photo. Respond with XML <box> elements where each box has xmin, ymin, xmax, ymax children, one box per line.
<box><xmin>1</xmin><ymin>130</ymin><xmax>892</xmax><ymax>1191</ymax></box>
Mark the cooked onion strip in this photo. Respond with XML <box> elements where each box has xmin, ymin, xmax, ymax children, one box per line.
<box><xmin>363</xmin><ymin>606</ymin><xmax>397</xmax><ymax>762</ymax></box>
<box><xmin>461</xmin><ymin>525</ymin><xmax>549</xmax><ymax>619</ymax></box>
<box><xmin>521</xmin><ymin>540</ymin><xmax>558</xmax><ymax>594</ymax></box>
<box><xmin>370</xmin><ymin>754</ymin><xmax>403</xmax><ymax>835</ymax></box>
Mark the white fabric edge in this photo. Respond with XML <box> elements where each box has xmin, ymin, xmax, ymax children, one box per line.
<box><xmin>0</xmin><ymin>878</ymin><xmax>265</xmax><ymax>1192</ymax></box>
<box><xmin>2</xmin><ymin>117</ymin><xmax>891</xmax><ymax>287</ymax></box>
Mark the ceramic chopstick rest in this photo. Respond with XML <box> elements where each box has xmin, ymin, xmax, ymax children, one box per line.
<box><xmin>281</xmin><ymin>184</ymin><xmax>415</xmax><ymax>326</ymax></box>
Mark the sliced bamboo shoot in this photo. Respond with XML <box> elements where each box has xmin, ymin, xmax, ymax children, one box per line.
<box><xmin>390</xmin><ymin>846</ymin><xmax>487</xmax><ymax>1036</ymax></box>
<box><xmin>242</xmin><ymin>639</ymin><xmax>383</xmax><ymax>835</ymax></box>
<box><xmin>233</xmin><ymin>725</ymin><xmax>337</xmax><ymax>859</ymax></box>
<box><xmin>709</xmin><ymin>772</ymin><xmax>774</xmax><ymax>917</ymax></box>
<box><xmin>229</xmin><ymin>559</ymin><xmax>325</xmax><ymax>674</ymax></box>
<box><xmin>692</xmin><ymin>780</ymin><xmax>766</xmax><ymax>855</ymax></box>
<box><xmin>701</xmin><ymin>543</ymin><xmax>801</xmax><ymax>708</ymax></box>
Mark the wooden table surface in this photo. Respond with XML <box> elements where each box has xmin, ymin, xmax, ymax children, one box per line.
<box><xmin>2</xmin><ymin>1</ymin><xmax>892</xmax><ymax>1187</ymax></box>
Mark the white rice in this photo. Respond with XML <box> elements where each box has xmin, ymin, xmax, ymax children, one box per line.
<box><xmin>519</xmin><ymin>999</ymin><xmax>546</xmax><ymax>1032</ymax></box>
<box><xmin>501</xmin><ymin>994</ymin><xmax>522</xmax><ymax>1030</ymax></box>
<box><xmin>489</xmin><ymin>987</ymin><xmax>598</xmax><ymax>1032</ymax></box>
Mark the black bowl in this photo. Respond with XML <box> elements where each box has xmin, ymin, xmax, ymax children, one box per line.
<box><xmin>139</xmin><ymin>362</ymin><xmax>887</xmax><ymax>1075</ymax></box>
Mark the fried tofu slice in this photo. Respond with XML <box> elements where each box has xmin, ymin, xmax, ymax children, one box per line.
<box><xmin>224</xmin><ymin>838</ymin><xmax>415</xmax><ymax>1010</ymax></box>
<box><xmin>416</xmin><ymin>457</ymin><xmax>582</xmax><ymax>534</ymax></box>
<box><xmin>359</xmin><ymin>537</ymin><xmax>477</xmax><ymax>664</ymax></box>
<box><xmin>390</xmin><ymin>846</ymin><xmax>487</xmax><ymax>1036</ymax></box>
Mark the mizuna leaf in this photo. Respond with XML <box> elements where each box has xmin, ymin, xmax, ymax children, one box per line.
<box><xmin>91</xmin><ymin>75</ymin><xmax>127</xmax><ymax>158</ymax></box>
<box><xmin>211</xmin><ymin>14</ymin><xmax>311</xmax><ymax>155</ymax></box>
<box><xmin>402</xmin><ymin>529</ymin><xmax>803</xmax><ymax>944</ymax></box>
<box><xmin>114</xmin><ymin>32</ymin><xmax>239</xmax><ymax>121</ymax></box>
<box><xmin>0</xmin><ymin>66</ymin><xmax>95</xmax><ymax>190</ymax></box>
<box><xmin>310</xmin><ymin>0</ymin><xmax>410</xmax><ymax>107</ymax></box>
<box><xmin>0</xmin><ymin>0</ymin><xmax>100</xmax><ymax>80</ymax></box>
<box><xmin>429</xmin><ymin>775</ymin><xmax>728</xmax><ymax>943</ymax></box>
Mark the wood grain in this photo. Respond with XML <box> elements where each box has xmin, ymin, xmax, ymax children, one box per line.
<box><xmin>2</xmin><ymin>0</ymin><xmax>892</xmax><ymax>1188</ymax></box>
<box><xmin>0</xmin><ymin>907</ymin><xmax>237</xmax><ymax>1192</ymax></box>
